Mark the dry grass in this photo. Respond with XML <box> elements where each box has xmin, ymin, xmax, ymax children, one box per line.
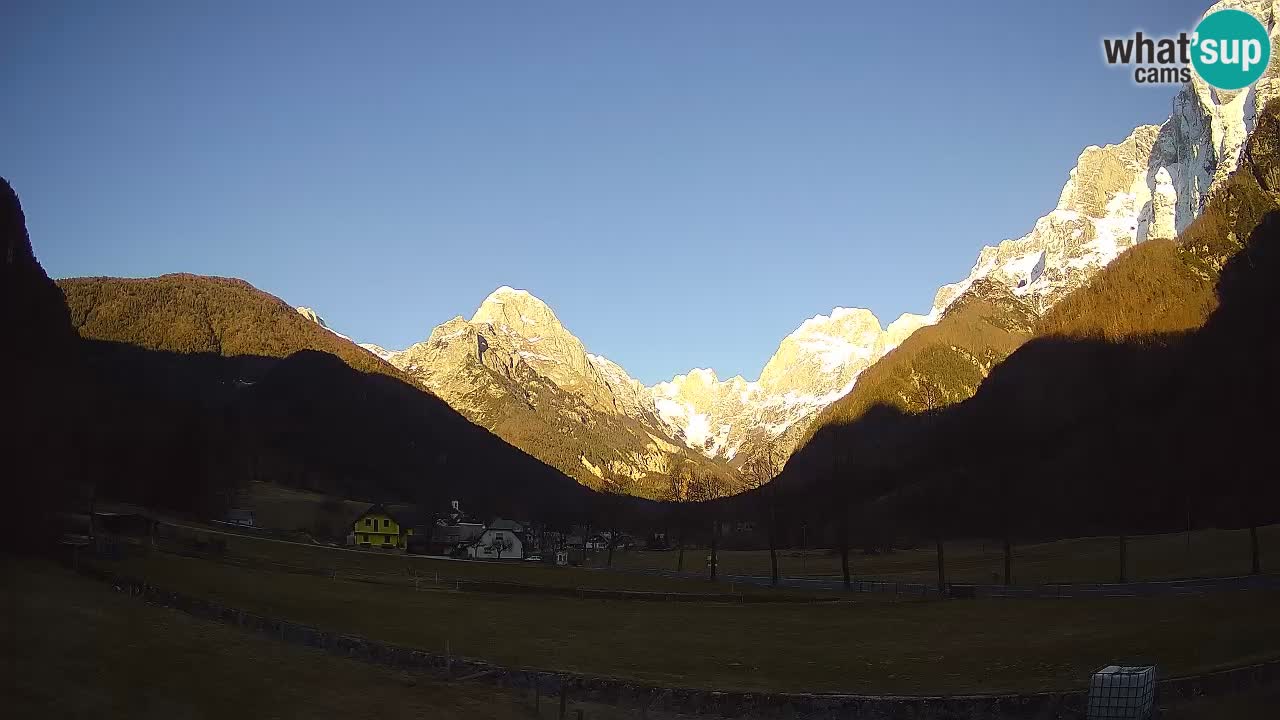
<box><xmin>7</xmin><ymin>554</ymin><xmax>1275</xmax><ymax>718</ymax></box>
<box><xmin>596</xmin><ymin>525</ymin><xmax>1280</xmax><ymax>585</ymax></box>
<box><xmin>1</xmin><ymin>555</ymin><xmax>695</xmax><ymax>720</ymax></box>
<box><xmin>91</xmin><ymin>548</ymin><xmax>1280</xmax><ymax>696</ymax></box>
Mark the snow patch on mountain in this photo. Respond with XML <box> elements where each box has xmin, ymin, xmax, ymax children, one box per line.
<box><xmin>296</xmin><ymin>306</ymin><xmax>352</xmax><ymax>341</ymax></box>
<box><xmin>358</xmin><ymin>343</ymin><xmax>398</xmax><ymax>361</ymax></box>
<box><xmin>650</xmin><ymin>307</ymin><xmax>930</xmax><ymax>464</ymax></box>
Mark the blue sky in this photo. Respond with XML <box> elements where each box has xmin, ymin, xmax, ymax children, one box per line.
<box><xmin>4</xmin><ymin>0</ymin><xmax>1212</xmax><ymax>384</ymax></box>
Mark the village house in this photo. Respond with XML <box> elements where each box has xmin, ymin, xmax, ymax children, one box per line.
<box><xmin>423</xmin><ymin>522</ymin><xmax>485</xmax><ymax>556</ymax></box>
<box><xmin>467</xmin><ymin>519</ymin><xmax>525</xmax><ymax>560</ymax></box>
<box><xmin>350</xmin><ymin>503</ymin><xmax>422</xmax><ymax>550</ymax></box>
<box><xmin>563</xmin><ymin>534</ymin><xmax>586</xmax><ymax>565</ymax></box>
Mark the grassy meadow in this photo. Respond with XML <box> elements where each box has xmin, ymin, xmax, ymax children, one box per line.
<box><xmin>7</xmin><ymin>554</ymin><xmax>1279</xmax><ymax>718</ymax></box>
<box><xmin>241</xmin><ymin>481</ymin><xmax>1279</xmax><ymax>589</ymax></box>
<box><xmin>1</xmin><ymin>555</ymin><xmax>648</xmax><ymax>720</ymax></box>
<box><xmin>90</xmin><ymin>545</ymin><xmax>1280</xmax><ymax>696</ymax></box>
<box><xmin>591</xmin><ymin>525</ymin><xmax>1280</xmax><ymax>585</ymax></box>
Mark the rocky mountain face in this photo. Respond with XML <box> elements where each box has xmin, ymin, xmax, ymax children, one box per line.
<box><xmin>933</xmin><ymin>0</ymin><xmax>1280</xmax><ymax>315</ymax></box>
<box><xmin>355</xmin><ymin>287</ymin><xmax>739</xmax><ymax>500</ymax></box>
<box><xmin>650</xmin><ymin>310</ymin><xmax>929</xmax><ymax>466</ymax></box>
<box><xmin>308</xmin><ymin>0</ymin><xmax>1280</xmax><ymax>495</ymax></box>
<box><xmin>656</xmin><ymin>0</ymin><xmax>1280</xmax><ymax>468</ymax></box>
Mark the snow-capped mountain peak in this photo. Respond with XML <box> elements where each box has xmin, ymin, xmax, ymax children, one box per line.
<box><xmin>649</xmin><ymin>305</ymin><xmax>931</xmax><ymax>463</ymax></box>
<box><xmin>340</xmin><ymin>286</ymin><xmax>737</xmax><ymax>496</ymax></box>
<box><xmin>329</xmin><ymin>0</ymin><xmax>1280</xmax><ymax>491</ymax></box>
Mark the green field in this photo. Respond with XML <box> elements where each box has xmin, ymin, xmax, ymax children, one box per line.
<box><xmin>90</xmin><ymin>545</ymin><xmax>1280</xmax><ymax>696</ymax></box>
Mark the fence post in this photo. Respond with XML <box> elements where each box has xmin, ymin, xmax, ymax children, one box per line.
<box><xmin>559</xmin><ymin>684</ymin><xmax>567</xmax><ymax>719</ymax></box>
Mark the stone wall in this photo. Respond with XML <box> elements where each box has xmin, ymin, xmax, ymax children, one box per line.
<box><xmin>80</xmin><ymin>564</ymin><xmax>1279</xmax><ymax>719</ymax></box>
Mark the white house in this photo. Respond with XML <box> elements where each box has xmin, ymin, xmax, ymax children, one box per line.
<box><xmin>467</xmin><ymin>519</ymin><xmax>524</xmax><ymax>560</ymax></box>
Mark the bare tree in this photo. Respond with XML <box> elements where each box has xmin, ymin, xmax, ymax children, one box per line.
<box><xmin>935</xmin><ymin>532</ymin><xmax>946</xmax><ymax>598</ymax></box>
<box><xmin>1118</xmin><ymin>534</ymin><xmax>1128</xmax><ymax>583</ymax></box>
<box><xmin>833</xmin><ymin>445</ymin><xmax>852</xmax><ymax>590</ymax></box>
<box><xmin>709</xmin><ymin>516</ymin><xmax>719</xmax><ymax>580</ymax></box>
<box><xmin>677</xmin><ymin>525</ymin><xmax>686</xmax><ymax>572</ymax></box>
<box><xmin>1003</xmin><ymin>534</ymin><xmax>1013</xmax><ymax>586</ymax></box>
<box><xmin>744</xmin><ymin>442</ymin><xmax>783</xmax><ymax>587</ymax></box>
<box><xmin>1249</xmin><ymin>495</ymin><xmax>1262</xmax><ymax>575</ymax></box>
<box><xmin>667</xmin><ymin>454</ymin><xmax>691</xmax><ymax>573</ymax></box>
<box><xmin>687</xmin><ymin>469</ymin><xmax>718</xmax><ymax>503</ymax></box>
<box><xmin>667</xmin><ymin>453</ymin><xmax>691</xmax><ymax>503</ymax></box>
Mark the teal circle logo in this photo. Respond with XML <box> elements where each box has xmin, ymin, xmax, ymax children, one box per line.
<box><xmin>1192</xmin><ymin>9</ymin><xmax>1271</xmax><ymax>90</ymax></box>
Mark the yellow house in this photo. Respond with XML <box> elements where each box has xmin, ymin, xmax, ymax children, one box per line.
<box><xmin>351</xmin><ymin>503</ymin><xmax>418</xmax><ymax>550</ymax></box>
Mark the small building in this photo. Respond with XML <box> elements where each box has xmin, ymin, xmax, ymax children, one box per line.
<box><xmin>467</xmin><ymin>519</ymin><xmax>525</xmax><ymax>560</ymax></box>
<box><xmin>351</xmin><ymin>503</ymin><xmax>417</xmax><ymax>550</ymax></box>
<box><xmin>563</xmin><ymin>534</ymin><xmax>586</xmax><ymax>565</ymax></box>
<box><xmin>224</xmin><ymin>509</ymin><xmax>255</xmax><ymax>527</ymax></box>
<box><xmin>424</xmin><ymin>522</ymin><xmax>485</xmax><ymax>556</ymax></box>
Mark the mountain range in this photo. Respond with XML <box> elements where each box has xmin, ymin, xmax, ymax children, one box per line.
<box><xmin>50</xmin><ymin>270</ymin><xmax>601</xmax><ymax>520</ymax></box>
<box><xmin>267</xmin><ymin>0</ymin><xmax>1280</xmax><ymax>496</ymax></box>
<box><xmin>18</xmin><ymin>0</ymin><xmax>1275</xmax><ymax>510</ymax></box>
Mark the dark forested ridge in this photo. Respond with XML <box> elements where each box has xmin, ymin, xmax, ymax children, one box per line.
<box><xmin>1</xmin><ymin>202</ymin><xmax>601</xmax><ymax>525</ymax></box>
<box><xmin>736</xmin><ymin>103</ymin><xmax>1280</xmax><ymax>549</ymax></box>
<box><xmin>2</xmin><ymin>177</ymin><xmax>87</xmax><ymax>547</ymax></box>
<box><xmin>59</xmin><ymin>273</ymin><xmax>743</xmax><ymax>503</ymax></box>
<box><xmin>80</xmin><ymin>340</ymin><xmax>598</xmax><ymax>523</ymax></box>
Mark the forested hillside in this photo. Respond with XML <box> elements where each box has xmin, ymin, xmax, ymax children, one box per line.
<box><xmin>60</xmin><ymin>274</ymin><xmax>394</xmax><ymax>377</ymax></box>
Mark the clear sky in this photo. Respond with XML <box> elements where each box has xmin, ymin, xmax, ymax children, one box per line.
<box><xmin>4</xmin><ymin>0</ymin><xmax>1213</xmax><ymax>384</ymax></box>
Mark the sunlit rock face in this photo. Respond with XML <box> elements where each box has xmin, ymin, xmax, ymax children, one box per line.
<box><xmin>658</xmin><ymin>0</ymin><xmax>1280</xmax><ymax>468</ymax></box>
<box><xmin>651</xmin><ymin>309</ymin><xmax>929</xmax><ymax>465</ymax></box>
<box><xmin>341</xmin><ymin>0</ymin><xmax>1280</xmax><ymax>487</ymax></box>
<box><xmin>1150</xmin><ymin>168</ymin><xmax>1178</xmax><ymax>241</ymax></box>
<box><xmin>353</xmin><ymin>287</ymin><xmax>735</xmax><ymax>498</ymax></box>
<box><xmin>933</xmin><ymin>0</ymin><xmax>1280</xmax><ymax>317</ymax></box>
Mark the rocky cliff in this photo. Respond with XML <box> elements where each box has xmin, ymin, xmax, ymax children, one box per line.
<box><xmin>355</xmin><ymin>287</ymin><xmax>738</xmax><ymax>499</ymax></box>
<box><xmin>325</xmin><ymin>0</ymin><xmax>1280</xmax><ymax>494</ymax></box>
<box><xmin>656</xmin><ymin>0</ymin><xmax>1280</xmax><ymax>470</ymax></box>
